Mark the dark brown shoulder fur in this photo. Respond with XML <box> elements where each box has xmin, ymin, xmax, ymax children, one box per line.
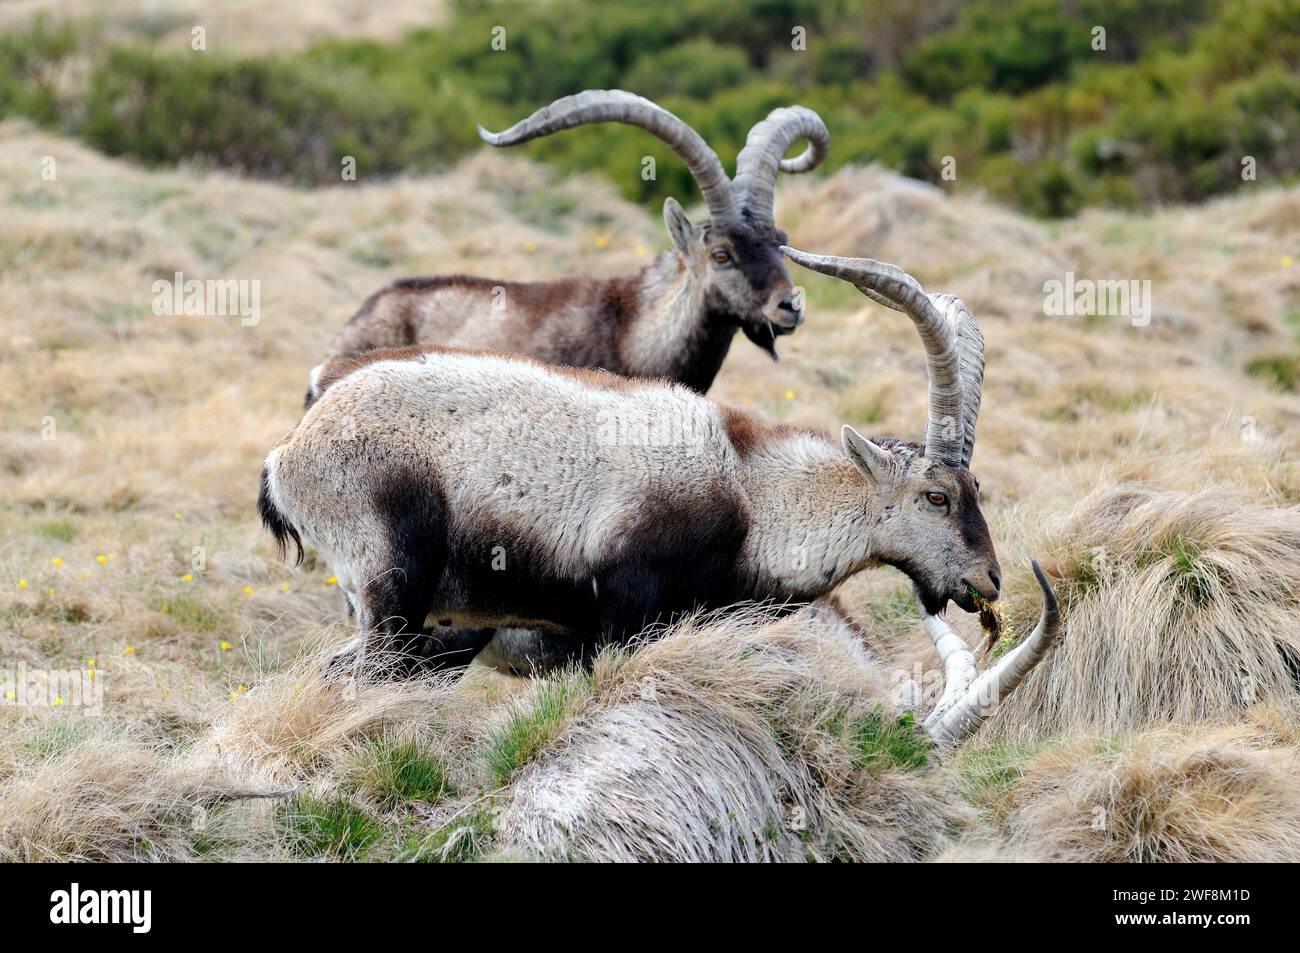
<box><xmin>717</xmin><ymin>403</ymin><xmax>826</xmax><ymax>458</ymax></box>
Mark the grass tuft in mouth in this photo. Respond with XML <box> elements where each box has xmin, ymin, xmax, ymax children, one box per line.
<box><xmin>969</xmin><ymin>587</ymin><xmax>1013</xmax><ymax>652</ymax></box>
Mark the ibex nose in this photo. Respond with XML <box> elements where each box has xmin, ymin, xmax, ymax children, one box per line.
<box><xmin>962</xmin><ymin>566</ymin><xmax>1001</xmax><ymax>602</ymax></box>
<box><xmin>776</xmin><ymin>293</ymin><xmax>803</xmax><ymax>327</ymax></box>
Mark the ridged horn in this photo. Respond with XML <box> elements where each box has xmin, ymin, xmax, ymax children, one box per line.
<box><xmin>733</xmin><ymin>106</ymin><xmax>830</xmax><ymax>222</ymax></box>
<box><xmin>781</xmin><ymin>247</ymin><xmax>981</xmax><ymax>467</ymax></box>
<box><xmin>478</xmin><ymin>89</ymin><xmax>740</xmax><ymax>225</ymax></box>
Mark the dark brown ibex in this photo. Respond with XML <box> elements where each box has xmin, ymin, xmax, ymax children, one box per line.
<box><xmin>305</xmin><ymin>90</ymin><xmax>830</xmax><ymax>403</ymax></box>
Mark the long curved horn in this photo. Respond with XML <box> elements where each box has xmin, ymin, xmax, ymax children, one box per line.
<box><xmin>782</xmin><ymin>247</ymin><xmax>981</xmax><ymax>467</ymax></box>
<box><xmin>932</xmin><ymin>293</ymin><xmax>983</xmax><ymax>469</ymax></box>
<box><xmin>478</xmin><ymin>89</ymin><xmax>740</xmax><ymax>225</ymax></box>
<box><xmin>922</xmin><ymin>561</ymin><xmax>1061</xmax><ymax>745</ymax></box>
<box><xmin>733</xmin><ymin>106</ymin><xmax>830</xmax><ymax>222</ymax></box>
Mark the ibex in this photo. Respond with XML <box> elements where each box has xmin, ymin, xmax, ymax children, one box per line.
<box><xmin>260</xmin><ymin>248</ymin><xmax>1061</xmax><ymax>743</ymax></box>
<box><xmin>304</xmin><ymin>89</ymin><xmax>830</xmax><ymax>403</ymax></box>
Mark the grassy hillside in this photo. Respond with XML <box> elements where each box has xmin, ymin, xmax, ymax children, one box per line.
<box><xmin>0</xmin><ymin>0</ymin><xmax>449</xmax><ymax>52</ymax></box>
<box><xmin>3</xmin><ymin>0</ymin><xmax>1298</xmax><ymax>217</ymax></box>
<box><xmin>2</xmin><ymin>117</ymin><xmax>1298</xmax><ymax>860</ymax></box>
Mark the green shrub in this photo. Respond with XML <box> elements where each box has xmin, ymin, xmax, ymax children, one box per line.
<box><xmin>2</xmin><ymin>0</ymin><xmax>1297</xmax><ymax>218</ymax></box>
<box><xmin>81</xmin><ymin>48</ymin><xmax>481</xmax><ymax>183</ymax></box>
<box><xmin>813</xmin><ymin>34</ymin><xmax>877</xmax><ymax>86</ymax></box>
<box><xmin>626</xmin><ymin>40</ymin><xmax>751</xmax><ymax>100</ymax></box>
<box><xmin>0</xmin><ymin>17</ymin><xmax>80</xmax><ymax>123</ymax></box>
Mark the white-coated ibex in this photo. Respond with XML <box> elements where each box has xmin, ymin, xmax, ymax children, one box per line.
<box><xmin>304</xmin><ymin>89</ymin><xmax>830</xmax><ymax>403</ymax></box>
<box><xmin>260</xmin><ymin>248</ymin><xmax>1061</xmax><ymax>744</ymax></box>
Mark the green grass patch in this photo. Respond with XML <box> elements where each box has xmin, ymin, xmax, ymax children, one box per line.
<box><xmin>156</xmin><ymin>591</ymin><xmax>228</xmax><ymax>634</ymax></box>
<box><xmin>504</xmin><ymin>190</ymin><xmax>580</xmax><ymax>232</ymax></box>
<box><xmin>483</xmin><ymin>674</ymin><xmax>590</xmax><ymax>785</ymax></box>
<box><xmin>391</xmin><ymin>809</ymin><xmax>496</xmax><ymax>863</ymax></box>
<box><xmin>956</xmin><ymin>740</ymin><xmax>1038</xmax><ymax>822</ymax></box>
<box><xmin>838</xmin><ymin>396</ymin><xmax>885</xmax><ymax>426</ymax></box>
<box><xmin>38</xmin><ymin>336</ymin><xmax>88</xmax><ymax>352</ymax></box>
<box><xmin>1045</xmin><ymin>385</ymin><xmax>1155</xmax><ymax>421</ymax></box>
<box><xmin>350</xmin><ymin>739</ymin><xmax>454</xmax><ymax>810</ymax></box>
<box><xmin>281</xmin><ymin>796</ymin><xmax>384</xmax><ymax>860</ymax></box>
<box><xmin>848</xmin><ymin>708</ymin><xmax>932</xmax><ymax>772</ymax></box>
<box><xmin>1164</xmin><ymin>536</ymin><xmax>1214</xmax><ymax>607</ymax></box>
<box><xmin>21</xmin><ymin>721</ymin><xmax>97</xmax><ymax>760</ymax></box>
<box><xmin>864</xmin><ymin>588</ymin><xmax>919</xmax><ymax>639</ymax></box>
<box><xmin>1246</xmin><ymin>352</ymin><xmax>1300</xmax><ymax>392</ymax></box>
<box><xmin>31</xmin><ymin>518</ymin><xmax>79</xmax><ymax>543</ymax></box>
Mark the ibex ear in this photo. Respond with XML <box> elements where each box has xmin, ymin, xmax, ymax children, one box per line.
<box><xmin>842</xmin><ymin>425</ymin><xmax>896</xmax><ymax>485</ymax></box>
<box><xmin>663</xmin><ymin>197</ymin><xmax>695</xmax><ymax>254</ymax></box>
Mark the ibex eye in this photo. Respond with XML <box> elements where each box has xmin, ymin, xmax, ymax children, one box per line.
<box><xmin>711</xmin><ymin>250</ymin><xmax>730</xmax><ymax>264</ymax></box>
<box><xmin>926</xmin><ymin>491</ymin><xmax>948</xmax><ymax>507</ymax></box>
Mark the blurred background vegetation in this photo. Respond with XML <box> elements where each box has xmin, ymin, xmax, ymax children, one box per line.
<box><xmin>2</xmin><ymin>0</ymin><xmax>1297</xmax><ymax>218</ymax></box>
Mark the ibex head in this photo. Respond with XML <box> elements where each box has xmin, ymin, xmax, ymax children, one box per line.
<box><xmin>842</xmin><ymin>430</ymin><xmax>1000</xmax><ymax>614</ymax></box>
<box><xmin>784</xmin><ymin>247</ymin><xmax>999</xmax><ymax>615</ymax></box>
<box><xmin>479</xmin><ymin>91</ymin><xmax>830</xmax><ymax>358</ymax></box>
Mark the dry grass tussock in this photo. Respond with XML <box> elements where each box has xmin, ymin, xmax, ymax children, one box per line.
<box><xmin>0</xmin><ymin>721</ymin><xmax>276</xmax><ymax>861</ymax></box>
<box><xmin>987</xmin><ymin>482</ymin><xmax>1300</xmax><ymax>740</ymax></box>
<box><xmin>2</xmin><ymin>120</ymin><xmax>1298</xmax><ymax>860</ymax></box>
<box><xmin>4</xmin><ymin>610</ymin><xmax>1296</xmax><ymax>862</ymax></box>
<box><xmin>499</xmin><ymin>608</ymin><xmax>972</xmax><ymax>862</ymax></box>
<box><xmin>1001</xmin><ymin>718</ymin><xmax>1300</xmax><ymax>862</ymax></box>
